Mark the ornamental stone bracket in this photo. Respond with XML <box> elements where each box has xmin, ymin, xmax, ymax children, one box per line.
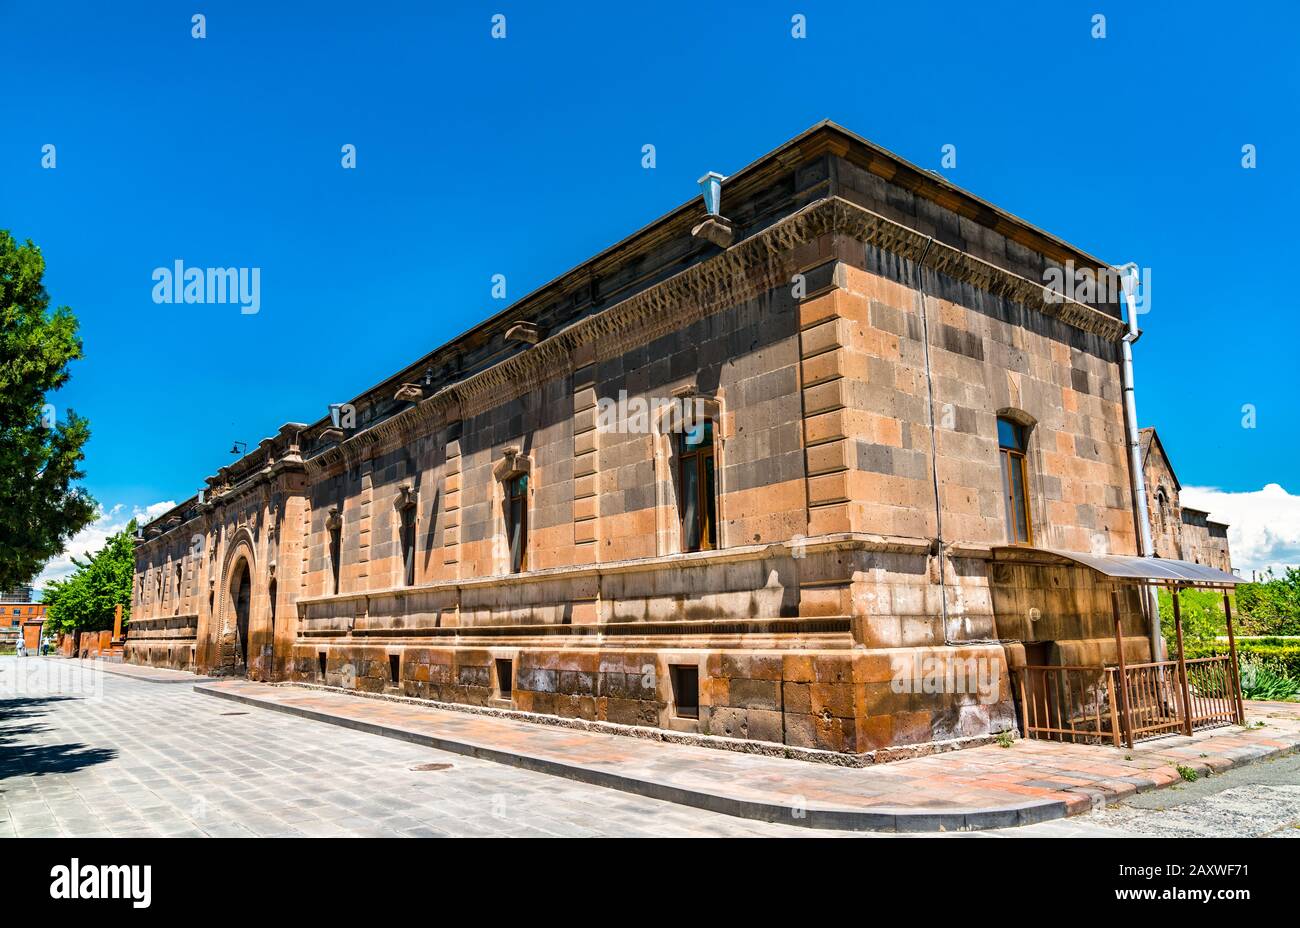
<box><xmin>690</xmin><ymin>215</ymin><xmax>734</xmax><ymax>248</ymax></box>
<box><xmin>492</xmin><ymin>446</ymin><xmax>531</xmax><ymax>482</ymax></box>
<box><xmin>394</xmin><ymin>484</ymin><xmax>418</xmax><ymax>510</ymax></box>
<box><xmin>505</xmin><ymin>321</ymin><xmax>541</xmax><ymax>345</ymax></box>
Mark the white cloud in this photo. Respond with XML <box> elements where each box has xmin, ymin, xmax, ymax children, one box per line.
<box><xmin>1181</xmin><ymin>483</ymin><xmax>1300</xmax><ymax>578</ymax></box>
<box><xmin>32</xmin><ymin>500</ymin><xmax>175</xmax><ymax>594</ymax></box>
<box><xmin>133</xmin><ymin>501</ymin><xmax>176</xmax><ymax>524</ymax></box>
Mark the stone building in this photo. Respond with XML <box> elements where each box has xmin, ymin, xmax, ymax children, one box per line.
<box><xmin>1139</xmin><ymin>427</ymin><xmax>1232</xmax><ymax>572</ymax></box>
<box><xmin>1</xmin><ymin>595</ymin><xmax>46</xmax><ymax>651</ymax></box>
<box><xmin>130</xmin><ymin>121</ymin><xmax>1173</xmax><ymax>757</ymax></box>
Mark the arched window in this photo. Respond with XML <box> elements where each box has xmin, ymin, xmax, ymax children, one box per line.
<box><xmin>1155</xmin><ymin>487</ymin><xmax>1171</xmax><ymax>555</ymax></box>
<box><xmin>679</xmin><ymin>419</ymin><xmax>717</xmax><ymax>552</ymax></box>
<box><xmin>997</xmin><ymin>417</ymin><xmax>1033</xmax><ymax>545</ymax></box>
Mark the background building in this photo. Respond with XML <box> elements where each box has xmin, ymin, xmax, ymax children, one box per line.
<box><xmin>1</xmin><ymin>588</ymin><xmax>46</xmax><ymax>651</ymax></box>
<box><xmin>1139</xmin><ymin>427</ymin><xmax>1233</xmax><ymax>572</ymax></box>
<box><xmin>1</xmin><ymin>585</ymin><xmax>36</xmax><ymax>603</ymax></box>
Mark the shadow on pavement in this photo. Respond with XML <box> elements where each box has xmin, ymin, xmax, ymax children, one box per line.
<box><xmin>0</xmin><ymin>741</ymin><xmax>118</xmax><ymax>780</ymax></box>
<box><xmin>0</xmin><ymin>695</ymin><xmax>117</xmax><ymax>781</ymax></box>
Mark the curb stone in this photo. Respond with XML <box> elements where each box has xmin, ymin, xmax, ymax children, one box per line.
<box><xmin>193</xmin><ymin>682</ymin><xmax>1069</xmax><ymax>832</ymax></box>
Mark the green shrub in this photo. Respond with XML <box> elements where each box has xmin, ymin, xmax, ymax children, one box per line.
<box><xmin>1184</xmin><ymin>641</ymin><xmax>1300</xmax><ymax>702</ymax></box>
<box><xmin>1185</xmin><ymin>642</ymin><xmax>1300</xmax><ymax>679</ymax></box>
<box><xmin>1239</xmin><ymin>660</ymin><xmax>1300</xmax><ymax>701</ymax></box>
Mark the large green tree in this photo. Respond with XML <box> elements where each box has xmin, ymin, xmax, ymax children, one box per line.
<box><xmin>1237</xmin><ymin>567</ymin><xmax>1300</xmax><ymax>636</ymax></box>
<box><xmin>42</xmin><ymin>520</ymin><xmax>136</xmax><ymax>634</ymax></box>
<box><xmin>0</xmin><ymin>230</ymin><xmax>97</xmax><ymax>590</ymax></box>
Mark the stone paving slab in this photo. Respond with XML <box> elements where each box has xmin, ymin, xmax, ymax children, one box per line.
<box><xmin>60</xmin><ymin>658</ymin><xmax>215</xmax><ymax>684</ymax></box>
<box><xmin>194</xmin><ymin>679</ymin><xmax>1300</xmax><ymax>832</ymax></box>
<box><xmin>6</xmin><ymin>656</ymin><xmax>855</xmax><ymax>837</ymax></box>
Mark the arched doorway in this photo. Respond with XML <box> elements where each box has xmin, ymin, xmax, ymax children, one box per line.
<box><xmin>232</xmin><ymin>560</ymin><xmax>251</xmax><ymax>668</ymax></box>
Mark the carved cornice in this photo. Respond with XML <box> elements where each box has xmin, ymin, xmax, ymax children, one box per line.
<box><xmin>302</xmin><ymin>196</ymin><xmax>1124</xmax><ymax>478</ymax></box>
<box><xmin>303</xmin><ymin>387</ymin><xmax>461</xmax><ymax>478</ymax></box>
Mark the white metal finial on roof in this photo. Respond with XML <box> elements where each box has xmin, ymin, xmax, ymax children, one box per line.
<box><xmin>697</xmin><ymin>172</ymin><xmax>726</xmax><ymax>216</ymax></box>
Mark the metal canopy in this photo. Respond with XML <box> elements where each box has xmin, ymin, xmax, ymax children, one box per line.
<box><xmin>991</xmin><ymin>546</ymin><xmax>1242</xmax><ymax>588</ymax></box>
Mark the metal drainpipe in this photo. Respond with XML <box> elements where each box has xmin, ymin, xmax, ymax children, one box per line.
<box><xmin>1116</xmin><ymin>262</ymin><xmax>1163</xmax><ymax>661</ymax></box>
<box><xmin>912</xmin><ymin>236</ymin><xmax>950</xmax><ymax>643</ymax></box>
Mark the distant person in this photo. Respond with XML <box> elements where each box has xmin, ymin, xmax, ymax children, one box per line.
<box><xmin>14</xmin><ymin>637</ymin><xmax>26</xmax><ymax>657</ymax></box>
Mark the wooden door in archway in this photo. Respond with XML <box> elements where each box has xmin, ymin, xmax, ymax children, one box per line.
<box><xmin>233</xmin><ymin>562</ymin><xmax>251</xmax><ymax>667</ymax></box>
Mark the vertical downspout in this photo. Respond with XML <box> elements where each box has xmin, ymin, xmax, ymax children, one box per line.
<box><xmin>913</xmin><ymin>237</ymin><xmax>950</xmax><ymax>642</ymax></box>
<box><xmin>1116</xmin><ymin>263</ymin><xmax>1163</xmax><ymax>661</ymax></box>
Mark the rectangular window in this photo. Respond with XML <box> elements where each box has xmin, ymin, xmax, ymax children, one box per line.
<box><xmin>670</xmin><ymin>665</ymin><xmax>699</xmax><ymax>719</ymax></box>
<box><xmin>495</xmin><ymin>658</ymin><xmax>514</xmax><ymax>699</ymax></box>
<box><xmin>389</xmin><ymin>653</ymin><xmax>401</xmax><ymax>684</ymax></box>
<box><xmin>998</xmin><ymin>418</ymin><xmax>1033</xmax><ymax>545</ymax></box>
<box><xmin>507</xmin><ymin>475</ymin><xmax>528</xmax><ymax>573</ymax></box>
<box><xmin>328</xmin><ymin>523</ymin><xmax>342</xmax><ymax>594</ymax></box>
<box><xmin>400</xmin><ymin>504</ymin><xmax>416</xmax><ymax>586</ymax></box>
<box><xmin>679</xmin><ymin>420</ymin><xmax>717</xmax><ymax>553</ymax></box>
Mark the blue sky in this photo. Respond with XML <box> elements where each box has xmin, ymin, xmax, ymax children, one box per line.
<box><xmin>3</xmin><ymin>1</ymin><xmax>1297</xmax><ymax>584</ymax></box>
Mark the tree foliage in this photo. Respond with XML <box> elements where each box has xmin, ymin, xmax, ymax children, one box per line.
<box><xmin>42</xmin><ymin>520</ymin><xmax>136</xmax><ymax>634</ymax></box>
<box><xmin>1236</xmin><ymin>567</ymin><xmax>1300</xmax><ymax>636</ymax></box>
<box><xmin>0</xmin><ymin>230</ymin><xmax>97</xmax><ymax>591</ymax></box>
<box><xmin>1158</xmin><ymin>587</ymin><xmax>1230</xmax><ymax>644</ymax></box>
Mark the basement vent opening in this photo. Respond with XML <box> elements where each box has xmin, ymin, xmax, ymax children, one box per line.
<box><xmin>389</xmin><ymin>654</ymin><xmax>401</xmax><ymax>683</ymax></box>
<box><xmin>670</xmin><ymin>665</ymin><xmax>699</xmax><ymax>719</ymax></box>
<box><xmin>318</xmin><ymin>652</ymin><xmax>327</xmax><ymax>679</ymax></box>
<box><xmin>495</xmin><ymin>658</ymin><xmax>513</xmax><ymax>699</ymax></box>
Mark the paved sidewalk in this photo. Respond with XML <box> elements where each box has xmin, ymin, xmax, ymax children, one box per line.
<box><xmin>196</xmin><ymin>679</ymin><xmax>1300</xmax><ymax>832</ymax></box>
<box><xmin>3</xmin><ymin>657</ymin><xmax>838</xmax><ymax>837</ymax></box>
<box><xmin>61</xmin><ymin>658</ymin><xmax>214</xmax><ymax>684</ymax></box>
